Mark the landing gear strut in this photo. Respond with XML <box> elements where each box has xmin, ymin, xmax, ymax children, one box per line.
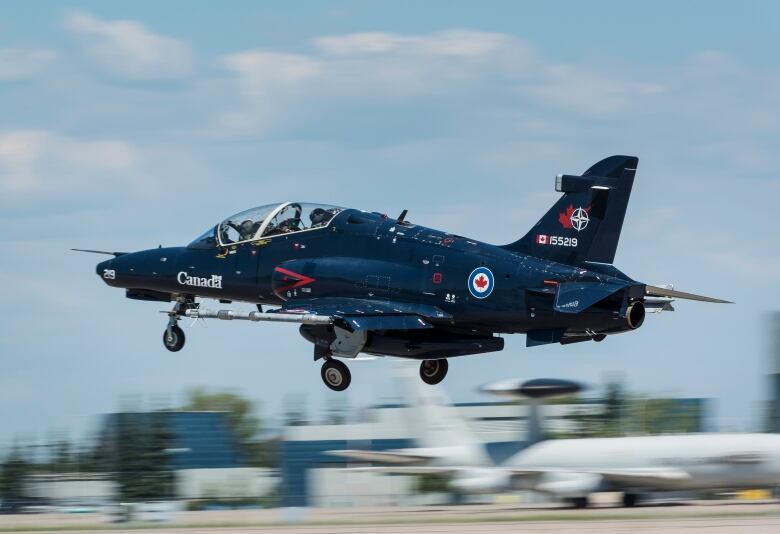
<box><xmin>163</xmin><ymin>298</ymin><xmax>195</xmax><ymax>352</ymax></box>
<box><xmin>321</xmin><ymin>359</ymin><xmax>351</xmax><ymax>391</ymax></box>
<box><xmin>420</xmin><ymin>359</ymin><xmax>448</xmax><ymax>385</ymax></box>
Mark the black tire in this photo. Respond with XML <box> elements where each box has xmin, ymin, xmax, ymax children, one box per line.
<box><xmin>420</xmin><ymin>359</ymin><xmax>448</xmax><ymax>385</ymax></box>
<box><xmin>622</xmin><ymin>493</ymin><xmax>638</xmax><ymax>507</ymax></box>
<box><xmin>569</xmin><ymin>496</ymin><xmax>589</xmax><ymax>509</ymax></box>
<box><xmin>163</xmin><ymin>325</ymin><xmax>185</xmax><ymax>352</ymax></box>
<box><xmin>321</xmin><ymin>359</ymin><xmax>351</xmax><ymax>391</ymax></box>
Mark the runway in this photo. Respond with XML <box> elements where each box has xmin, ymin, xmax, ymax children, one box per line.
<box><xmin>0</xmin><ymin>501</ymin><xmax>779</xmax><ymax>533</ymax></box>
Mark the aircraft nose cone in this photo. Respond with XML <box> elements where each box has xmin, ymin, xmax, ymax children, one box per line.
<box><xmin>96</xmin><ymin>258</ymin><xmax>114</xmax><ymax>283</ymax></box>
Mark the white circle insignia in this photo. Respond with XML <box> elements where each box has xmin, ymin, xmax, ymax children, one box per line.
<box><xmin>468</xmin><ymin>267</ymin><xmax>494</xmax><ymax>299</ymax></box>
<box><xmin>570</xmin><ymin>207</ymin><xmax>589</xmax><ymax>231</ymax></box>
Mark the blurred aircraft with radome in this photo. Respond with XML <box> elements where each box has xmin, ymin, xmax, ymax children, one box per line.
<box><xmin>329</xmin><ymin>368</ymin><xmax>780</xmax><ymax>507</ymax></box>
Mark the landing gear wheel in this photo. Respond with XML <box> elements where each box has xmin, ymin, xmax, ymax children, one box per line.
<box><xmin>321</xmin><ymin>359</ymin><xmax>351</xmax><ymax>391</ymax></box>
<box><xmin>420</xmin><ymin>359</ymin><xmax>448</xmax><ymax>385</ymax></box>
<box><xmin>622</xmin><ymin>492</ymin><xmax>639</xmax><ymax>507</ymax></box>
<box><xmin>163</xmin><ymin>325</ymin><xmax>185</xmax><ymax>352</ymax></box>
<box><xmin>568</xmin><ymin>496</ymin><xmax>589</xmax><ymax>509</ymax></box>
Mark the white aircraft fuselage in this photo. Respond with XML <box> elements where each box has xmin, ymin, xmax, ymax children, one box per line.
<box><xmin>511</xmin><ymin>433</ymin><xmax>780</xmax><ymax>491</ymax></box>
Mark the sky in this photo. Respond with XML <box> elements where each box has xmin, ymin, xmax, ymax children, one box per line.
<box><xmin>0</xmin><ymin>1</ymin><xmax>778</xmax><ymax>446</ymax></box>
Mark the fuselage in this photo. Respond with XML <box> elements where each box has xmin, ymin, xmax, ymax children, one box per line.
<box><xmin>512</xmin><ymin>433</ymin><xmax>780</xmax><ymax>490</ymax></box>
<box><xmin>97</xmin><ymin>208</ymin><xmax>641</xmax><ymax>341</ymax></box>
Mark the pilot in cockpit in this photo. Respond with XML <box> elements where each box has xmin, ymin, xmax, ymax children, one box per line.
<box><xmin>227</xmin><ymin>219</ymin><xmax>261</xmax><ymax>242</ymax></box>
<box><xmin>310</xmin><ymin>208</ymin><xmax>335</xmax><ymax>228</ymax></box>
<box><xmin>265</xmin><ymin>203</ymin><xmax>304</xmax><ymax>236</ymax></box>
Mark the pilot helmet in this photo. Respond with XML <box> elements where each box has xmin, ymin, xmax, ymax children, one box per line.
<box><xmin>240</xmin><ymin>219</ymin><xmax>254</xmax><ymax>234</ymax></box>
<box><xmin>310</xmin><ymin>208</ymin><xmax>327</xmax><ymax>224</ymax></box>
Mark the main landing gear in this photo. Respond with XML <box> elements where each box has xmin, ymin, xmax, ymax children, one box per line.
<box><xmin>316</xmin><ymin>357</ymin><xmax>449</xmax><ymax>391</ymax></box>
<box><xmin>566</xmin><ymin>496</ymin><xmax>589</xmax><ymax>509</ymax></box>
<box><xmin>622</xmin><ymin>492</ymin><xmax>639</xmax><ymax>507</ymax></box>
<box><xmin>321</xmin><ymin>359</ymin><xmax>351</xmax><ymax>391</ymax></box>
<box><xmin>420</xmin><ymin>359</ymin><xmax>448</xmax><ymax>385</ymax></box>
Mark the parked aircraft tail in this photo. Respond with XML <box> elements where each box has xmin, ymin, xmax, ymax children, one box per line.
<box><xmin>397</xmin><ymin>364</ymin><xmax>491</xmax><ymax>466</ymax></box>
<box><xmin>502</xmin><ymin>155</ymin><xmax>637</xmax><ymax>265</ymax></box>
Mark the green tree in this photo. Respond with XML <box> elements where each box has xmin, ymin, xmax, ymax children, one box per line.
<box><xmin>0</xmin><ymin>445</ymin><xmax>31</xmax><ymax>502</ymax></box>
<box><xmin>49</xmin><ymin>435</ymin><xmax>76</xmax><ymax>474</ymax></box>
<box><xmin>323</xmin><ymin>395</ymin><xmax>347</xmax><ymax>425</ymax></box>
<box><xmin>183</xmin><ymin>388</ymin><xmax>272</xmax><ymax>467</ymax></box>
<box><xmin>413</xmin><ymin>473</ymin><xmax>451</xmax><ymax>494</ymax></box>
<box><xmin>283</xmin><ymin>393</ymin><xmax>309</xmax><ymax>427</ymax></box>
<box><xmin>114</xmin><ymin>412</ymin><xmax>173</xmax><ymax>501</ymax></box>
<box><xmin>602</xmin><ymin>380</ymin><xmax>626</xmax><ymax>437</ymax></box>
<box><xmin>627</xmin><ymin>398</ymin><xmax>700</xmax><ymax>435</ymax></box>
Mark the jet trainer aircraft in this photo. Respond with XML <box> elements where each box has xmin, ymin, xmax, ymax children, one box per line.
<box><xmin>78</xmin><ymin>156</ymin><xmax>729</xmax><ymax>391</ymax></box>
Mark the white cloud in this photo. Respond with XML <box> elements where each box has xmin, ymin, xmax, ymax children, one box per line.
<box><xmin>704</xmin><ymin>249</ymin><xmax>780</xmax><ymax>279</ymax></box>
<box><xmin>314</xmin><ymin>30</ymin><xmax>512</xmax><ymax>58</ymax></box>
<box><xmin>518</xmin><ymin>64</ymin><xmax>666</xmax><ymax>115</ymax></box>
<box><xmin>218</xmin><ymin>51</ymin><xmax>321</xmax><ymax>134</ymax></box>
<box><xmin>0</xmin><ymin>130</ymin><xmax>138</xmax><ymax>195</ymax></box>
<box><xmin>63</xmin><ymin>10</ymin><xmax>194</xmax><ymax>81</ymax></box>
<box><xmin>223</xmin><ymin>51</ymin><xmax>321</xmax><ymax>98</ymax></box>
<box><xmin>216</xmin><ymin>30</ymin><xmax>665</xmax><ymax>136</ymax></box>
<box><xmin>0</xmin><ymin>48</ymin><xmax>58</xmax><ymax>82</ymax></box>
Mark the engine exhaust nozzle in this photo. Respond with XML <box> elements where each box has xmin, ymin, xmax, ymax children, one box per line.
<box><xmin>626</xmin><ymin>300</ymin><xmax>645</xmax><ymax>329</ymax></box>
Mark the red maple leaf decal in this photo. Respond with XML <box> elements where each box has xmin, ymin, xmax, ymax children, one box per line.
<box><xmin>558</xmin><ymin>204</ymin><xmax>591</xmax><ymax>229</ymax></box>
<box><xmin>559</xmin><ymin>204</ymin><xmax>575</xmax><ymax>229</ymax></box>
<box><xmin>474</xmin><ymin>275</ymin><xmax>488</xmax><ymax>289</ymax></box>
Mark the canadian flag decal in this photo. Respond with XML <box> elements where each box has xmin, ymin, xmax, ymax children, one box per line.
<box><xmin>536</xmin><ymin>234</ymin><xmax>548</xmax><ymax>245</ymax></box>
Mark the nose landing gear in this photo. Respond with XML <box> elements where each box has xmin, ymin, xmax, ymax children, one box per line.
<box><xmin>420</xmin><ymin>358</ymin><xmax>448</xmax><ymax>385</ymax></box>
<box><xmin>321</xmin><ymin>359</ymin><xmax>351</xmax><ymax>391</ymax></box>
<box><xmin>163</xmin><ymin>325</ymin><xmax>185</xmax><ymax>352</ymax></box>
<box><xmin>163</xmin><ymin>298</ymin><xmax>196</xmax><ymax>352</ymax></box>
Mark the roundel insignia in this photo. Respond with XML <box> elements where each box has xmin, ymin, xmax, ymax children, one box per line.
<box><xmin>468</xmin><ymin>267</ymin><xmax>494</xmax><ymax>299</ymax></box>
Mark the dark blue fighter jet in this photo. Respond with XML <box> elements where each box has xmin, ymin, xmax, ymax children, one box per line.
<box><xmin>78</xmin><ymin>156</ymin><xmax>729</xmax><ymax>391</ymax></box>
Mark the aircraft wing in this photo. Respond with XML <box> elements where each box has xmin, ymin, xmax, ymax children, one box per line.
<box><xmin>336</xmin><ymin>465</ymin><xmax>691</xmax><ymax>490</ymax></box>
<box><xmin>506</xmin><ymin>466</ymin><xmax>691</xmax><ymax>486</ymax></box>
<box><xmin>271</xmin><ymin>297</ymin><xmax>451</xmax><ymax>331</ymax></box>
<box><xmin>341</xmin><ymin>466</ymin><xmax>460</xmax><ymax>475</ymax></box>
<box><xmin>326</xmin><ymin>449</ymin><xmax>438</xmax><ymax>465</ymax></box>
<box><xmin>184</xmin><ymin>297</ymin><xmax>449</xmax><ymax>333</ymax></box>
<box><xmin>645</xmin><ymin>285</ymin><xmax>732</xmax><ymax>304</ymax></box>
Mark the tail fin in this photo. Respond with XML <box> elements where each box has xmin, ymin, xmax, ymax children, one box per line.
<box><xmin>503</xmin><ymin>155</ymin><xmax>638</xmax><ymax>265</ymax></box>
<box><xmin>525</xmin><ymin>400</ymin><xmax>545</xmax><ymax>446</ymax></box>
<box><xmin>395</xmin><ymin>364</ymin><xmax>490</xmax><ymax>465</ymax></box>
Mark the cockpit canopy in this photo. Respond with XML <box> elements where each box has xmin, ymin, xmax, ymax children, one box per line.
<box><xmin>189</xmin><ymin>202</ymin><xmax>344</xmax><ymax>248</ymax></box>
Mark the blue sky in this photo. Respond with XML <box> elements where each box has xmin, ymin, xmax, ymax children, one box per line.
<box><xmin>0</xmin><ymin>1</ymin><xmax>778</xmax><ymax>445</ymax></box>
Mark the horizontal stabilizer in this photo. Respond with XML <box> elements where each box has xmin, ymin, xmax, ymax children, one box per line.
<box><xmin>554</xmin><ymin>281</ymin><xmax>625</xmax><ymax>313</ymax></box>
<box><xmin>645</xmin><ymin>285</ymin><xmax>732</xmax><ymax>304</ymax></box>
